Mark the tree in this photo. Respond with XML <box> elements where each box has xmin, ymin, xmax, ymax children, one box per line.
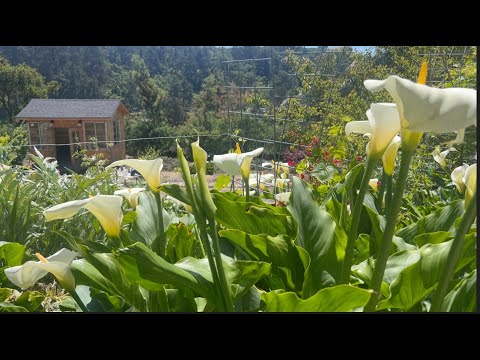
<box><xmin>0</xmin><ymin>56</ymin><xmax>59</xmax><ymax>122</ymax></box>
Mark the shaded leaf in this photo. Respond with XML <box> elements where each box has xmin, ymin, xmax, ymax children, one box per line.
<box><xmin>441</xmin><ymin>270</ymin><xmax>476</xmax><ymax>312</ymax></box>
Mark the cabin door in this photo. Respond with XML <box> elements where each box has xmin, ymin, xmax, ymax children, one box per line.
<box><xmin>69</xmin><ymin>128</ymin><xmax>82</xmax><ymax>173</ymax></box>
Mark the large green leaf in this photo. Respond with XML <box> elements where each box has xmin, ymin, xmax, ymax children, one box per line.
<box><xmin>159</xmin><ymin>184</ymin><xmax>191</xmax><ymax>206</ymax></box>
<box><xmin>119</xmin><ymin>242</ymin><xmax>215</xmax><ymax>301</ymax></box>
<box><xmin>288</xmin><ymin>177</ymin><xmax>342</xmax><ymax>296</ymax></box>
<box><xmin>219</xmin><ymin>229</ymin><xmax>308</xmax><ymax>293</ymax></box>
<box><xmin>76</xmin><ymin>250</ymin><xmax>147</xmax><ymax>311</ymax></box>
<box><xmin>14</xmin><ymin>290</ymin><xmax>45</xmax><ymax>312</ymax></box>
<box><xmin>176</xmin><ymin>255</ymin><xmax>271</xmax><ymax>300</ymax></box>
<box><xmin>130</xmin><ymin>191</ymin><xmax>171</xmax><ymax>248</ymax></box>
<box><xmin>0</xmin><ymin>302</ymin><xmax>28</xmax><ymax>312</ymax></box>
<box><xmin>383</xmin><ymin>250</ymin><xmax>421</xmax><ymax>284</ymax></box>
<box><xmin>396</xmin><ymin>200</ymin><xmax>464</xmax><ymax>244</ymax></box>
<box><xmin>414</xmin><ymin>231</ymin><xmax>452</xmax><ymax>247</ymax></box>
<box><xmin>0</xmin><ymin>241</ymin><xmax>26</xmax><ymax>266</ymax></box>
<box><xmin>212</xmin><ymin>191</ymin><xmax>297</xmax><ymax>239</ymax></box>
<box><xmin>261</xmin><ymin>285</ymin><xmax>372</xmax><ymax>312</ymax></box>
<box><xmin>441</xmin><ymin>270</ymin><xmax>476</xmax><ymax>312</ymax></box>
<box><xmin>119</xmin><ymin>242</ymin><xmax>271</xmax><ymax>310</ymax></box>
<box><xmin>378</xmin><ymin>233</ymin><xmax>476</xmax><ymax>311</ymax></box>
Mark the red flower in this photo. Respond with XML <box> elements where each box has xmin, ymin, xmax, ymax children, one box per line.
<box><xmin>377</xmin><ymin>181</ymin><xmax>382</xmax><ymax>187</ymax></box>
<box><xmin>306</xmin><ymin>150</ymin><xmax>312</xmax><ymax>157</ymax></box>
<box><xmin>288</xmin><ymin>161</ymin><xmax>295</xmax><ymax>167</ymax></box>
<box><xmin>312</xmin><ymin>136</ymin><xmax>319</xmax><ymax>145</ymax></box>
<box><xmin>333</xmin><ymin>159</ymin><xmax>341</xmax><ymax>166</ymax></box>
<box><xmin>356</xmin><ymin>156</ymin><xmax>363</xmax><ymax>162</ymax></box>
<box><xmin>324</xmin><ymin>150</ymin><xmax>330</xmax><ymax>157</ymax></box>
<box><xmin>300</xmin><ymin>173</ymin><xmax>305</xmax><ymax>179</ymax></box>
<box><xmin>308</xmin><ymin>165</ymin><xmax>313</xmax><ymax>172</ymax></box>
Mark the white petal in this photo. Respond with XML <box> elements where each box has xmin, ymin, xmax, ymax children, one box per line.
<box><xmin>44</xmin><ymin>198</ymin><xmax>92</xmax><ymax>222</ymax></box>
<box><xmin>45</xmin><ymin>195</ymin><xmax>123</xmax><ymax>238</ymax></box>
<box><xmin>84</xmin><ymin>195</ymin><xmax>123</xmax><ymax>238</ymax></box>
<box><xmin>115</xmin><ymin>188</ymin><xmax>145</xmax><ymax>209</ymax></box>
<box><xmin>382</xmin><ymin>135</ymin><xmax>402</xmax><ymax>176</ymax></box>
<box><xmin>345</xmin><ymin>121</ymin><xmax>372</xmax><ymax>135</ymax></box>
<box><xmin>366</xmin><ymin>103</ymin><xmax>401</xmax><ymax>157</ymax></box>
<box><xmin>213</xmin><ymin>153</ymin><xmax>242</xmax><ymax>176</ymax></box>
<box><xmin>451</xmin><ymin>164</ymin><xmax>468</xmax><ymax>193</ymax></box>
<box><xmin>47</xmin><ymin>248</ymin><xmax>79</xmax><ymax>264</ymax></box>
<box><xmin>368</xmin><ymin>178</ymin><xmax>379</xmax><ymax>192</ymax></box>
<box><xmin>275</xmin><ymin>192</ymin><xmax>292</xmax><ymax>204</ymax></box>
<box><xmin>107</xmin><ymin>158</ymin><xmax>163</xmax><ymax>192</ymax></box>
<box><xmin>5</xmin><ymin>262</ymin><xmax>49</xmax><ymax>289</ymax></box>
<box><xmin>463</xmin><ymin>163</ymin><xmax>476</xmax><ymax>208</ymax></box>
<box><xmin>364</xmin><ymin>79</ymin><xmax>389</xmax><ymax>92</ymax></box>
<box><xmin>365</xmin><ymin>75</ymin><xmax>476</xmax><ymax>133</ymax></box>
<box><xmin>262</xmin><ymin>162</ymin><xmax>274</xmax><ymax>169</ymax></box>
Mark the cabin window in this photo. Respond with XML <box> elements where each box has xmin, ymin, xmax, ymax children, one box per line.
<box><xmin>29</xmin><ymin>123</ymin><xmax>49</xmax><ymax>149</ymax></box>
<box><xmin>84</xmin><ymin>122</ymin><xmax>107</xmax><ymax>149</ymax></box>
<box><xmin>113</xmin><ymin>117</ymin><xmax>121</xmax><ymax>143</ymax></box>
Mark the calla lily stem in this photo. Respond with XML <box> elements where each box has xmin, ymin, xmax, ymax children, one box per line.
<box><xmin>341</xmin><ymin>156</ymin><xmax>378</xmax><ymax>284</ymax></box>
<box><xmin>430</xmin><ymin>193</ymin><xmax>477</xmax><ymax>312</ymax></box>
<box><xmin>364</xmin><ymin>148</ymin><xmax>416</xmax><ymax>311</ymax></box>
<box><xmin>243</xmin><ymin>177</ymin><xmax>250</xmax><ymax>202</ymax></box>
<box><xmin>154</xmin><ymin>193</ymin><xmax>166</xmax><ymax>258</ymax></box>
<box><xmin>385</xmin><ymin>174</ymin><xmax>393</xmax><ymax>211</ymax></box>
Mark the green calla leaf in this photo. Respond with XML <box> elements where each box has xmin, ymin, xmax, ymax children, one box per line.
<box><xmin>288</xmin><ymin>177</ymin><xmax>343</xmax><ymax>296</ymax></box>
<box><xmin>378</xmin><ymin>233</ymin><xmax>476</xmax><ymax>311</ymax></box>
<box><xmin>441</xmin><ymin>270</ymin><xmax>476</xmax><ymax>312</ymax></box>
<box><xmin>261</xmin><ymin>285</ymin><xmax>372</xmax><ymax>312</ymax></box>
<box><xmin>131</xmin><ymin>191</ymin><xmax>170</xmax><ymax>248</ymax></box>
<box><xmin>396</xmin><ymin>200</ymin><xmax>465</xmax><ymax>244</ymax></box>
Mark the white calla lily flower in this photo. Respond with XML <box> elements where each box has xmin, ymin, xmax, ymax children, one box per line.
<box><xmin>213</xmin><ymin>148</ymin><xmax>264</xmax><ymax>178</ymax></box>
<box><xmin>433</xmin><ymin>146</ymin><xmax>456</xmax><ymax>168</ymax></box>
<box><xmin>368</xmin><ymin>178</ymin><xmax>380</xmax><ymax>193</ymax></box>
<box><xmin>114</xmin><ymin>188</ymin><xmax>145</xmax><ymax>210</ymax></box>
<box><xmin>107</xmin><ymin>158</ymin><xmax>163</xmax><ymax>193</ymax></box>
<box><xmin>364</xmin><ymin>75</ymin><xmax>476</xmax><ymax>143</ymax></box>
<box><xmin>345</xmin><ymin>103</ymin><xmax>400</xmax><ymax>158</ymax></box>
<box><xmin>44</xmin><ymin>195</ymin><xmax>123</xmax><ymax>238</ymax></box>
<box><xmin>451</xmin><ymin>164</ymin><xmax>469</xmax><ymax>193</ymax></box>
<box><xmin>275</xmin><ymin>191</ymin><xmax>291</xmax><ymax>204</ymax></box>
<box><xmin>382</xmin><ymin>135</ymin><xmax>402</xmax><ymax>176</ymax></box>
<box><xmin>5</xmin><ymin>248</ymin><xmax>78</xmax><ymax>291</ymax></box>
<box><xmin>463</xmin><ymin>163</ymin><xmax>476</xmax><ymax>209</ymax></box>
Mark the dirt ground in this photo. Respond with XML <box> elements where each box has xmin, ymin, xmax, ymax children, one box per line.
<box><xmin>161</xmin><ymin>170</ymin><xmax>218</xmax><ymax>188</ymax></box>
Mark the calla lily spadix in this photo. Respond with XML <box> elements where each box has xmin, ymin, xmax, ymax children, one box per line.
<box><xmin>433</xmin><ymin>146</ymin><xmax>456</xmax><ymax>168</ymax></box>
<box><xmin>107</xmin><ymin>158</ymin><xmax>163</xmax><ymax>193</ymax></box>
<box><xmin>451</xmin><ymin>164</ymin><xmax>469</xmax><ymax>193</ymax></box>
<box><xmin>345</xmin><ymin>103</ymin><xmax>400</xmax><ymax>158</ymax></box>
<box><xmin>213</xmin><ymin>148</ymin><xmax>264</xmax><ymax>178</ymax></box>
<box><xmin>364</xmin><ymin>75</ymin><xmax>476</xmax><ymax>144</ymax></box>
<box><xmin>44</xmin><ymin>195</ymin><xmax>123</xmax><ymax>238</ymax></box>
<box><xmin>4</xmin><ymin>248</ymin><xmax>78</xmax><ymax>291</ymax></box>
<box><xmin>114</xmin><ymin>187</ymin><xmax>145</xmax><ymax>210</ymax></box>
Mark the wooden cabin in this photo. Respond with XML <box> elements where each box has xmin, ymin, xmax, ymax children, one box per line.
<box><xmin>15</xmin><ymin>99</ymin><xmax>128</xmax><ymax>172</ymax></box>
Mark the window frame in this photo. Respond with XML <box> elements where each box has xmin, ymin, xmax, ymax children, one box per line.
<box><xmin>83</xmin><ymin>121</ymin><xmax>108</xmax><ymax>149</ymax></box>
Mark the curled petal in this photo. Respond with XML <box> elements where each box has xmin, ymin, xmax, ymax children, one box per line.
<box><xmin>107</xmin><ymin>158</ymin><xmax>163</xmax><ymax>192</ymax></box>
<box><xmin>4</xmin><ymin>248</ymin><xmax>78</xmax><ymax>290</ymax></box>
<box><xmin>368</xmin><ymin>178</ymin><xmax>380</xmax><ymax>192</ymax></box>
<box><xmin>463</xmin><ymin>163</ymin><xmax>476</xmax><ymax>209</ymax></box>
<box><xmin>44</xmin><ymin>195</ymin><xmax>123</xmax><ymax>238</ymax></box>
<box><xmin>213</xmin><ymin>148</ymin><xmax>264</xmax><ymax>178</ymax></box>
<box><xmin>364</xmin><ymin>75</ymin><xmax>476</xmax><ymax>134</ymax></box>
<box><xmin>345</xmin><ymin>121</ymin><xmax>372</xmax><ymax>136</ymax></box>
<box><xmin>366</xmin><ymin>103</ymin><xmax>401</xmax><ymax>157</ymax></box>
<box><xmin>382</xmin><ymin>135</ymin><xmax>402</xmax><ymax>176</ymax></box>
<box><xmin>114</xmin><ymin>188</ymin><xmax>145</xmax><ymax>210</ymax></box>
<box><xmin>451</xmin><ymin>164</ymin><xmax>469</xmax><ymax>193</ymax></box>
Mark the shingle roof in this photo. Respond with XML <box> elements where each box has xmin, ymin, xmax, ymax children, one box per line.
<box><xmin>15</xmin><ymin>99</ymin><xmax>127</xmax><ymax>119</ymax></box>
